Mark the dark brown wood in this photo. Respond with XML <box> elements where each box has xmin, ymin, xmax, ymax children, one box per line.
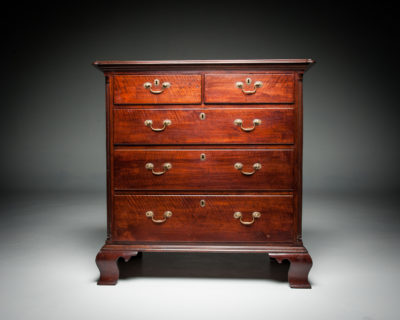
<box><xmin>105</xmin><ymin>75</ymin><xmax>112</xmax><ymax>241</ymax></box>
<box><xmin>294</xmin><ymin>72</ymin><xmax>304</xmax><ymax>244</ymax></box>
<box><xmin>94</xmin><ymin>59</ymin><xmax>315</xmax><ymax>288</ymax></box>
<box><xmin>204</xmin><ymin>74</ymin><xmax>294</xmax><ymax>104</ymax></box>
<box><xmin>112</xmin><ymin>195</ymin><xmax>294</xmax><ymax>242</ymax></box>
<box><xmin>113</xmin><ymin>108</ymin><xmax>295</xmax><ymax>145</ymax></box>
<box><xmin>113</xmin><ymin>149</ymin><xmax>294</xmax><ymax>190</ymax></box>
<box><xmin>93</xmin><ymin>59</ymin><xmax>315</xmax><ymax>72</ymax></box>
<box><xmin>114</xmin><ymin>75</ymin><xmax>201</xmax><ymax>104</ymax></box>
<box><xmin>269</xmin><ymin>252</ymin><xmax>312</xmax><ymax>288</ymax></box>
<box><xmin>95</xmin><ymin>249</ymin><xmax>138</xmax><ymax>285</ymax></box>
<box><xmin>101</xmin><ymin>243</ymin><xmax>309</xmax><ymax>253</ymax></box>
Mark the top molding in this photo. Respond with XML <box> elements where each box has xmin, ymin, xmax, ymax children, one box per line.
<box><xmin>93</xmin><ymin>59</ymin><xmax>315</xmax><ymax>72</ymax></box>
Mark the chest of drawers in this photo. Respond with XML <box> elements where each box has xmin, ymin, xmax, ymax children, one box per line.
<box><xmin>94</xmin><ymin>59</ymin><xmax>315</xmax><ymax>288</ymax></box>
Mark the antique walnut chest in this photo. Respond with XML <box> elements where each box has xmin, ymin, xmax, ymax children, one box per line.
<box><xmin>94</xmin><ymin>59</ymin><xmax>315</xmax><ymax>288</ymax></box>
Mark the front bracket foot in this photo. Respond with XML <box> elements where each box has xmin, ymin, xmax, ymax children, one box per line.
<box><xmin>95</xmin><ymin>249</ymin><xmax>138</xmax><ymax>285</ymax></box>
<box><xmin>269</xmin><ymin>252</ymin><xmax>313</xmax><ymax>288</ymax></box>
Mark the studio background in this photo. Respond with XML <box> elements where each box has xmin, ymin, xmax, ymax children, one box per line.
<box><xmin>1</xmin><ymin>2</ymin><xmax>398</xmax><ymax>319</ymax></box>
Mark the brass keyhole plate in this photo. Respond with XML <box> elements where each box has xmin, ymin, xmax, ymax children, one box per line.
<box><xmin>200</xmin><ymin>112</ymin><xmax>206</xmax><ymax>120</ymax></box>
<box><xmin>200</xmin><ymin>153</ymin><xmax>206</xmax><ymax>161</ymax></box>
<box><xmin>200</xmin><ymin>200</ymin><xmax>206</xmax><ymax>207</ymax></box>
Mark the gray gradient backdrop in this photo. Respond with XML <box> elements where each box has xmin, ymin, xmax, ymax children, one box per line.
<box><xmin>1</xmin><ymin>2</ymin><xmax>398</xmax><ymax>193</ymax></box>
<box><xmin>1</xmin><ymin>2</ymin><xmax>399</xmax><ymax>319</ymax></box>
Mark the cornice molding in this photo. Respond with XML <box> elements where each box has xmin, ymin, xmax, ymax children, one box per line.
<box><xmin>93</xmin><ymin>59</ymin><xmax>316</xmax><ymax>73</ymax></box>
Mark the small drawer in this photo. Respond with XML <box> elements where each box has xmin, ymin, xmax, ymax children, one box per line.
<box><xmin>113</xmin><ymin>149</ymin><xmax>294</xmax><ymax>191</ymax></box>
<box><xmin>113</xmin><ymin>75</ymin><xmax>202</xmax><ymax>104</ymax></box>
<box><xmin>204</xmin><ymin>74</ymin><xmax>294</xmax><ymax>104</ymax></box>
<box><xmin>113</xmin><ymin>108</ymin><xmax>295</xmax><ymax>145</ymax></box>
<box><xmin>112</xmin><ymin>195</ymin><xmax>294</xmax><ymax>242</ymax></box>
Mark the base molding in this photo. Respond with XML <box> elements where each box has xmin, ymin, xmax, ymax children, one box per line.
<box><xmin>95</xmin><ymin>243</ymin><xmax>312</xmax><ymax>287</ymax></box>
<box><xmin>101</xmin><ymin>242</ymin><xmax>308</xmax><ymax>253</ymax></box>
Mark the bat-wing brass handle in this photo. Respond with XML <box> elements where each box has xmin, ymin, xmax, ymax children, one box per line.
<box><xmin>143</xmin><ymin>79</ymin><xmax>171</xmax><ymax>94</ymax></box>
<box><xmin>234</xmin><ymin>162</ymin><xmax>261</xmax><ymax>176</ymax></box>
<box><xmin>234</xmin><ymin>118</ymin><xmax>261</xmax><ymax>132</ymax></box>
<box><xmin>145</xmin><ymin>211</ymin><xmax>172</xmax><ymax>224</ymax></box>
<box><xmin>144</xmin><ymin>119</ymin><xmax>171</xmax><ymax>132</ymax></box>
<box><xmin>235</xmin><ymin>78</ymin><xmax>263</xmax><ymax>95</ymax></box>
<box><xmin>145</xmin><ymin>162</ymin><xmax>172</xmax><ymax>176</ymax></box>
<box><xmin>233</xmin><ymin>211</ymin><xmax>261</xmax><ymax>225</ymax></box>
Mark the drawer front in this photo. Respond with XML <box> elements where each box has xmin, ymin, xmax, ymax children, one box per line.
<box><xmin>114</xmin><ymin>75</ymin><xmax>202</xmax><ymax>104</ymax></box>
<box><xmin>112</xmin><ymin>195</ymin><xmax>294</xmax><ymax>242</ymax></box>
<box><xmin>114</xmin><ymin>149</ymin><xmax>294</xmax><ymax>190</ymax></box>
<box><xmin>204</xmin><ymin>74</ymin><xmax>294</xmax><ymax>103</ymax></box>
<box><xmin>114</xmin><ymin>108</ymin><xmax>295</xmax><ymax>145</ymax></box>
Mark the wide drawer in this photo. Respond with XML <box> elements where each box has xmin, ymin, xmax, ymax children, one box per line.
<box><xmin>112</xmin><ymin>195</ymin><xmax>294</xmax><ymax>242</ymax></box>
<box><xmin>113</xmin><ymin>108</ymin><xmax>295</xmax><ymax>145</ymax></box>
<box><xmin>114</xmin><ymin>149</ymin><xmax>294</xmax><ymax>190</ymax></box>
<box><xmin>204</xmin><ymin>74</ymin><xmax>294</xmax><ymax>103</ymax></box>
<box><xmin>113</xmin><ymin>75</ymin><xmax>202</xmax><ymax>104</ymax></box>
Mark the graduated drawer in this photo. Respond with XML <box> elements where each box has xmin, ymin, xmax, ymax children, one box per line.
<box><xmin>113</xmin><ymin>108</ymin><xmax>295</xmax><ymax>145</ymax></box>
<box><xmin>113</xmin><ymin>75</ymin><xmax>201</xmax><ymax>104</ymax></box>
<box><xmin>204</xmin><ymin>74</ymin><xmax>294</xmax><ymax>103</ymax></box>
<box><xmin>113</xmin><ymin>149</ymin><xmax>294</xmax><ymax>190</ymax></box>
<box><xmin>112</xmin><ymin>195</ymin><xmax>294</xmax><ymax>242</ymax></box>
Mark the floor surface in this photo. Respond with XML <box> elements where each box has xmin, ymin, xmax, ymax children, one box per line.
<box><xmin>0</xmin><ymin>191</ymin><xmax>398</xmax><ymax>319</ymax></box>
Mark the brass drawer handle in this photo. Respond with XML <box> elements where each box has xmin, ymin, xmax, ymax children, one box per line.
<box><xmin>235</xmin><ymin>78</ymin><xmax>263</xmax><ymax>95</ymax></box>
<box><xmin>233</xmin><ymin>211</ymin><xmax>261</xmax><ymax>225</ymax></box>
<box><xmin>145</xmin><ymin>162</ymin><xmax>172</xmax><ymax>176</ymax></box>
<box><xmin>144</xmin><ymin>119</ymin><xmax>171</xmax><ymax>132</ymax></box>
<box><xmin>234</xmin><ymin>118</ymin><xmax>261</xmax><ymax>132</ymax></box>
<box><xmin>234</xmin><ymin>162</ymin><xmax>261</xmax><ymax>176</ymax></box>
<box><xmin>143</xmin><ymin>79</ymin><xmax>171</xmax><ymax>94</ymax></box>
<box><xmin>145</xmin><ymin>210</ymin><xmax>172</xmax><ymax>224</ymax></box>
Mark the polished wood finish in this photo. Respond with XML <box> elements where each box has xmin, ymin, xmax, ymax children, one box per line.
<box><xmin>94</xmin><ymin>59</ymin><xmax>315</xmax><ymax>288</ymax></box>
<box><xmin>112</xmin><ymin>195</ymin><xmax>294</xmax><ymax>242</ymax></box>
<box><xmin>114</xmin><ymin>75</ymin><xmax>201</xmax><ymax>104</ymax></box>
<box><xmin>113</xmin><ymin>108</ymin><xmax>295</xmax><ymax>145</ymax></box>
<box><xmin>204</xmin><ymin>74</ymin><xmax>294</xmax><ymax>103</ymax></box>
<box><xmin>93</xmin><ymin>59</ymin><xmax>315</xmax><ymax>72</ymax></box>
<box><xmin>96</xmin><ymin>250</ymin><xmax>138</xmax><ymax>285</ymax></box>
<box><xmin>114</xmin><ymin>149</ymin><xmax>294</xmax><ymax>190</ymax></box>
<box><xmin>269</xmin><ymin>253</ymin><xmax>313</xmax><ymax>288</ymax></box>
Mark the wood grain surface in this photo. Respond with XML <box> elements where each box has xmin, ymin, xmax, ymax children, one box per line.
<box><xmin>112</xmin><ymin>195</ymin><xmax>294</xmax><ymax>242</ymax></box>
<box><xmin>205</xmin><ymin>74</ymin><xmax>294</xmax><ymax>103</ymax></box>
<box><xmin>113</xmin><ymin>149</ymin><xmax>294</xmax><ymax>190</ymax></box>
<box><xmin>113</xmin><ymin>108</ymin><xmax>295</xmax><ymax>145</ymax></box>
<box><xmin>114</xmin><ymin>75</ymin><xmax>201</xmax><ymax>104</ymax></box>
